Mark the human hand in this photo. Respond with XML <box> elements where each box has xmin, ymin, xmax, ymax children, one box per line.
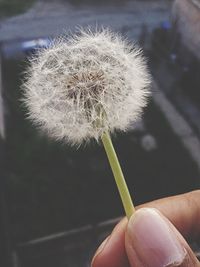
<box><xmin>91</xmin><ymin>190</ymin><xmax>200</xmax><ymax>267</ymax></box>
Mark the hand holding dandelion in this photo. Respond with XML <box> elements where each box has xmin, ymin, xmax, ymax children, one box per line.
<box><xmin>23</xmin><ymin>29</ymin><xmax>151</xmax><ymax>219</ymax></box>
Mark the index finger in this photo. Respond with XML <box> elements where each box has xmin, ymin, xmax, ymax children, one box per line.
<box><xmin>140</xmin><ymin>190</ymin><xmax>200</xmax><ymax>240</ymax></box>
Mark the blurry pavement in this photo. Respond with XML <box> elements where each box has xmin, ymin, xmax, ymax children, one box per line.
<box><xmin>0</xmin><ymin>0</ymin><xmax>171</xmax><ymax>43</ymax></box>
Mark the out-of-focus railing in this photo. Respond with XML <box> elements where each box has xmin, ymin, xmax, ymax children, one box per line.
<box><xmin>16</xmin><ymin>217</ymin><xmax>121</xmax><ymax>267</ymax></box>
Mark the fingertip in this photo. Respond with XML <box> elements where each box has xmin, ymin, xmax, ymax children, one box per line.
<box><xmin>91</xmin><ymin>218</ymin><xmax>129</xmax><ymax>267</ymax></box>
<box><xmin>91</xmin><ymin>236</ymin><xmax>110</xmax><ymax>267</ymax></box>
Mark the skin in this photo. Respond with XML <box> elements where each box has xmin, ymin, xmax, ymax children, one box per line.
<box><xmin>92</xmin><ymin>190</ymin><xmax>200</xmax><ymax>267</ymax></box>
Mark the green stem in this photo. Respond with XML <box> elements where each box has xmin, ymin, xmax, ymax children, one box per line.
<box><xmin>101</xmin><ymin>132</ymin><xmax>135</xmax><ymax>219</ymax></box>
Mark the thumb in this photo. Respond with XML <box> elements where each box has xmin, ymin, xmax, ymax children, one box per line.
<box><xmin>125</xmin><ymin>208</ymin><xmax>200</xmax><ymax>267</ymax></box>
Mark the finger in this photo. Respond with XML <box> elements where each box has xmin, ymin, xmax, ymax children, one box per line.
<box><xmin>138</xmin><ymin>190</ymin><xmax>200</xmax><ymax>239</ymax></box>
<box><xmin>91</xmin><ymin>218</ymin><xmax>129</xmax><ymax>267</ymax></box>
<box><xmin>126</xmin><ymin>207</ymin><xmax>200</xmax><ymax>267</ymax></box>
<box><xmin>92</xmin><ymin>190</ymin><xmax>200</xmax><ymax>267</ymax></box>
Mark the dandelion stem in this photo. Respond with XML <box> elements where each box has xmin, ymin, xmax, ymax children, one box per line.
<box><xmin>101</xmin><ymin>132</ymin><xmax>135</xmax><ymax>219</ymax></box>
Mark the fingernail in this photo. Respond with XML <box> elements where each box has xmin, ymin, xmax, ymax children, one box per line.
<box><xmin>127</xmin><ymin>208</ymin><xmax>186</xmax><ymax>267</ymax></box>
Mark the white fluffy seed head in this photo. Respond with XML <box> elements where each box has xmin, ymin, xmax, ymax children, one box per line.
<box><xmin>22</xmin><ymin>29</ymin><xmax>151</xmax><ymax>145</ymax></box>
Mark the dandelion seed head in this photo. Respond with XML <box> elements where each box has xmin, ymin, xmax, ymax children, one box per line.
<box><xmin>22</xmin><ymin>29</ymin><xmax>151</xmax><ymax>145</ymax></box>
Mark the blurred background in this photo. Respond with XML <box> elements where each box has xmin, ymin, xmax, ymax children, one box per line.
<box><xmin>0</xmin><ymin>0</ymin><xmax>200</xmax><ymax>266</ymax></box>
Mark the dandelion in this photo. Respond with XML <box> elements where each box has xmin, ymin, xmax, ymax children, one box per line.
<box><xmin>22</xmin><ymin>29</ymin><xmax>151</xmax><ymax>219</ymax></box>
